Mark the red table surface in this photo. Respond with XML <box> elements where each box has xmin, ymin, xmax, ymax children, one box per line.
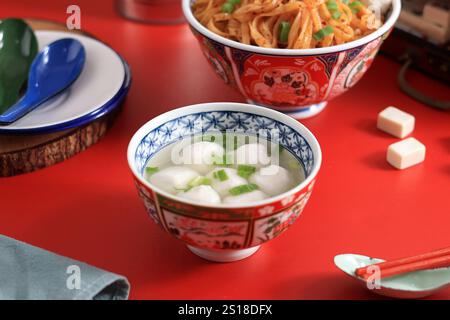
<box><xmin>1</xmin><ymin>0</ymin><xmax>449</xmax><ymax>300</ymax></box>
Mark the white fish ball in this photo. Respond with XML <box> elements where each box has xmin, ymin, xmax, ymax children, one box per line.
<box><xmin>206</xmin><ymin>168</ymin><xmax>248</xmax><ymax>197</ymax></box>
<box><xmin>177</xmin><ymin>185</ymin><xmax>221</xmax><ymax>204</ymax></box>
<box><xmin>249</xmin><ymin>165</ymin><xmax>295</xmax><ymax>196</ymax></box>
<box><xmin>223</xmin><ymin>190</ymin><xmax>268</xmax><ymax>204</ymax></box>
<box><xmin>232</xmin><ymin>143</ymin><xmax>272</xmax><ymax>168</ymax></box>
<box><xmin>149</xmin><ymin>166</ymin><xmax>199</xmax><ymax>194</ymax></box>
<box><xmin>180</xmin><ymin>141</ymin><xmax>224</xmax><ymax>174</ymax></box>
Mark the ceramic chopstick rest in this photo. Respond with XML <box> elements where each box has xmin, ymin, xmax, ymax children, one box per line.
<box><xmin>387</xmin><ymin>137</ymin><xmax>426</xmax><ymax>170</ymax></box>
<box><xmin>377</xmin><ymin>107</ymin><xmax>415</xmax><ymax>138</ymax></box>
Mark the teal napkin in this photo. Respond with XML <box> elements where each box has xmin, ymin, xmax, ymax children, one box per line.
<box><xmin>0</xmin><ymin>235</ymin><xmax>130</xmax><ymax>300</ymax></box>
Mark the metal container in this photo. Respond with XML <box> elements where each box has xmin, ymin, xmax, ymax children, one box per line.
<box><xmin>117</xmin><ymin>0</ymin><xmax>184</xmax><ymax>24</ymax></box>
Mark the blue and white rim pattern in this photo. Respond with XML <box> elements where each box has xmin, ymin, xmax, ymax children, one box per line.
<box><xmin>134</xmin><ymin>111</ymin><xmax>315</xmax><ymax>177</ymax></box>
<box><xmin>0</xmin><ymin>57</ymin><xmax>131</xmax><ymax>134</ymax></box>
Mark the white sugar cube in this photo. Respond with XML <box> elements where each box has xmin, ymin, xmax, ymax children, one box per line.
<box><xmin>387</xmin><ymin>138</ymin><xmax>426</xmax><ymax>170</ymax></box>
<box><xmin>377</xmin><ymin>107</ymin><xmax>415</xmax><ymax>138</ymax></box>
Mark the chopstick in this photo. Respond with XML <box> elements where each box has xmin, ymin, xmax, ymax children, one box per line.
<box><xmin>359</xmin><ymin>255</ymin><xmax>450</xmax><ymax>280</ymax></box>
<box><xmin>355</xmin><ymin>247</ymin><xmax>450</xmax><ymax>280</ymax></box>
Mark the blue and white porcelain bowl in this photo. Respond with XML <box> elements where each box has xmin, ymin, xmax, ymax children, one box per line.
<box><xmin>127</xmin><ymin>102</ymin><xmax>322</xmax><ymax>262</ymax></box>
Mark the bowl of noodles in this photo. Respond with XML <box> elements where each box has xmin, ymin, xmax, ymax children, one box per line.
<box><xmin>182</xmin><ymin>0</ymin><xmax>401</xmax><ymax>118</ymax></box>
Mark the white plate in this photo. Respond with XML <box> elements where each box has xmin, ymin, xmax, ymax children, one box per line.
<box><xmin>0</xmin><ymin>31</ymin><xmax>125</xmax><ymax>132</ymax></box>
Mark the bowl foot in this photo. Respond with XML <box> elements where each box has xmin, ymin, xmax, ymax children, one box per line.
<box><xmin>246</xmin><ymin>100</ymin><xmax>327</xmax><ymax>119</ymax></box>
<box><xmin>187</xmin><ymin>245</ymin><xmax>261</xmax><ymax>262</ymax></box>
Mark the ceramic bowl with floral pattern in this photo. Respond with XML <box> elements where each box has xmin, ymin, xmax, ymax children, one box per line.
<box><xmin>127</xmin><ymin>102</ymin><xmax>321</xmax><ymax>262</ymax></box>
<box><xmin>182</xmin><ymin>0</ymin><xmax>401</xmax><ymax>119</ymax></box>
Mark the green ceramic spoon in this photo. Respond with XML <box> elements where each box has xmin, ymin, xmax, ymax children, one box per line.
<box><xmin>0</xmin><ymin>18</ymin><xmax>38</xmax><ymax>114</ymax></box>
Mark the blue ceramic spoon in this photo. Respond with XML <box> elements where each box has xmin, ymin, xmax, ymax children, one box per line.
<box><xmin>0</xmin><ymin>38</ymin><xmax>85</xmax><ymax>125</ymax></box>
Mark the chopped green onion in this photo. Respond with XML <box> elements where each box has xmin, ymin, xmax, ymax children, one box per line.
<box><xmin>237</xmin><ymin>165</ymin><xmax>256</xmax><ymax>179</ymax></box>
<box><xmin>221</xmin><ymin>2</ymin><xmax>234</xmax><ymax>13</ymax></box>
<box><xmin>326</xmin><ymin>0</ymin><xmax>338</xmax><ymax>10</ymax></box>
<box><xmin>214</xmin><ymin>169</ymin><xmax>229</xmax><ymax>181</ymax></box>
<box><xmin>326</xmin><ymin>0</ymin><xmax>341</xmax><ymax>20</ymax></box>
<box><xmin>202</xmin><ymin>133</ymin><xmax>240</xmax><ymax>150</ymax></box>
<box><xmin>222</xmin><ymin>133</ymin><xmax>239</xmax><ymax>150</ymax></box>
<box><xmin>212</xmin><ymin>154</ymin><xmax>233</xmax><ymax>166</ymax></box>
<box><xmin>201</xmin><ymin>134</ymin><xmax>216</xmax><ymax>142</ymax></box>
<box><xmin>232</xmin><ymin>136</ymin><xmax>240</xmax><ymax>150</ymax></box>
<box><xmin>278</xmin><ymin>21</ymin><xmax>291</xmax><ymax>44</ymax></box>
<box><xmin>228</xmin><ymin>0</ymin><xmax>241</xmax><ymax>4</ymax></box>
<box><xmin>350</xmin><ymin>1</ymin><xmax>363</xmax><ymax>7</ymax></box>
<box><xmin>342</xmin><ymin>0</ymin><xmax>349</xmax><ymax>4</ymax></box>
<box><xmin>229</xmin><ymin>183</ymin><xmax>259</xmax><ymax>196</ymax></box>
<box><xmin>188</xmin><ymin>176</ymin><xmax>211</xmax><ymax>188</ymax></box>
<box><xmin>349</xmin><ymin>1</ymin><xmax>363</xmax><ymax>13</ymax></box>
<box><xmin>332</xmin><ymin>10</ymin><xmax>342</xmax><ymax>20</ymax></box>
<box><xmin>313</xmin><ymin>25</ymin><xmax>334</xmax><ymax>41</ymax></box>
<box><xmin>145</xmin><ymin>167</ymin><xmax>159</xmax><ymax>175</ymax></box>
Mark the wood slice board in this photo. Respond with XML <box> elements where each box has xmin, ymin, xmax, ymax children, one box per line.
<box><xmin>0</xmin><ymin>19</ymin><xmax>122</xmax><ymax>177</ymax></box>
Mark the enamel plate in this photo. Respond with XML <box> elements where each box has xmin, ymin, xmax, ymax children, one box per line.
<box><xmin>0</xmin><ymin>31</ymin><xmax>129</xmax><ymax>133</ymax></box>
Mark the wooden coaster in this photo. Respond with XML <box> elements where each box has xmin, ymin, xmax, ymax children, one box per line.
<box><xmin>0</xmin><ymin>19</ymin><xmax>123</xmax><ymax>177</ymax></box>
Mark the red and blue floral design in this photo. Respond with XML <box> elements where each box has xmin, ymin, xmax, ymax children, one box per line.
<box><xmin>191</xmin><ymin>27</ymin><xmax>389</xmax><ymax>118</ymax></box>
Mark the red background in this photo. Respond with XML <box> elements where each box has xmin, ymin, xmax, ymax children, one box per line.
<box><xmin>1</xmin><ymin>0</ymin><xmax>449</xmax><ymax>299</ymax></box>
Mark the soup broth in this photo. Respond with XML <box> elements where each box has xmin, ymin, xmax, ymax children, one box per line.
<box><xmin>144</xmin><ymin>133</ymin><xmax>305</xmax><ymax>205</ymax></box>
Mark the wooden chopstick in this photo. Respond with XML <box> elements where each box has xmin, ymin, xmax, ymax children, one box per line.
<box><xmin>359</xmin><ymin>254</ymin><xmax>450</xmax><ymax>280</ymax></box>
<box><xmin>355</xmin><ymin>246</ymin><xmax>450</xmax><ymax>277</ymax></box>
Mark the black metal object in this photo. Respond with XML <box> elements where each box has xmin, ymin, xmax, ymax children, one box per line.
<box><xmin>380</xmin><ymin>27</ymin><xmax>449</xmax><ymax>110</ymax></box>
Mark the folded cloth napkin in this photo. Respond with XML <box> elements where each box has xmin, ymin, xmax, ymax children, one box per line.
<box><xmin>0</xmin><ymin>235</ymin><xmax>130</xmax><ymax>300</ymax></box>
